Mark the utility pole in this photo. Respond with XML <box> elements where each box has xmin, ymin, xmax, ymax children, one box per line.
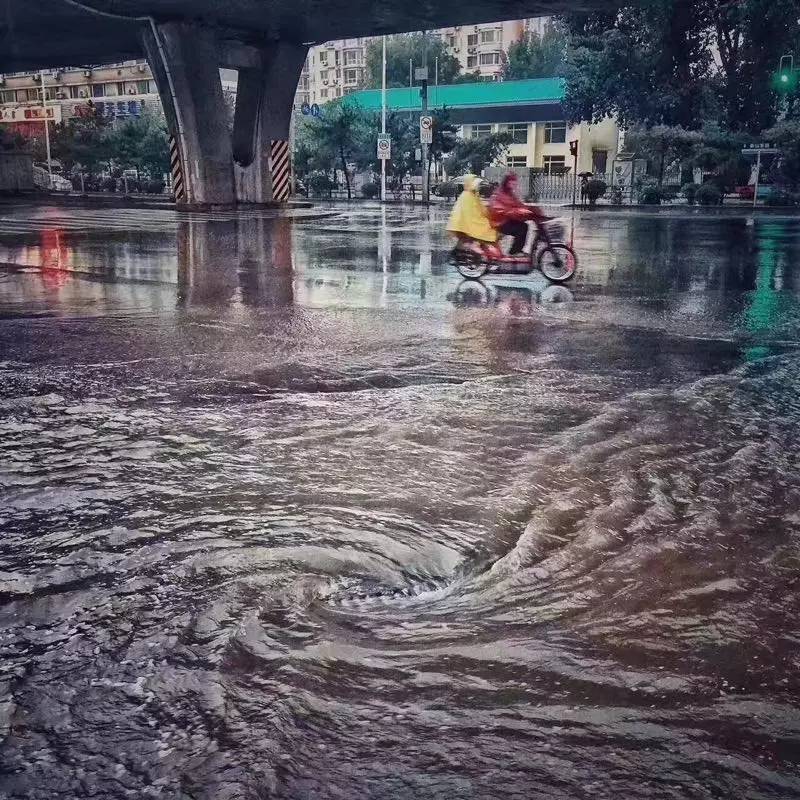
<box><xmin>39</xmin><ymin>70</ymin><xmax>53</xmax><ymax>189</ymax></box>
<box><xmin>381</xmin><ymin>35</ymin><xmax>387</xmax><ymax>203</ymax></box>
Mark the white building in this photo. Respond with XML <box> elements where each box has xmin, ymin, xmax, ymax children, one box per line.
<box><xmin>297</xmin><ymin>17</ymin><xmax>551</xmax><ymax>108</ymax></box>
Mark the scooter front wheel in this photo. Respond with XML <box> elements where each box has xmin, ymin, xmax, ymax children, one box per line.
<box><xmin>454</xmin><ymin>251</ymin><xmax>489</xmax><ymax>280</ymax></box>
<box><xmin>538</xmin><ymin>244</ymin><xmax>576</xmax><ymax>283</ymax></box>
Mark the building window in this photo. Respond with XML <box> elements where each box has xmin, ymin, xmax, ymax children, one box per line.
<box><xmin>480</xmin><ymin>29</ymin><xmax>497</xmax><ymax>43</ymax></box>
<box><xmin>0</xmin><ymin>90</ymin><xmax>14</xmax><ymax>103</ymax></box>
<box><xmin>25</xmin><ymin>89</ymin><xmax>40</xmax><ymax>102</ymax></box>
<box><xmin>501</xmin><ymin>123</ymin><xmax>528</xmax><ymax>144</ymax></box>
<box><xmin>466</xmin><ymin>56</ymin><xmax>477</xmax><ymax>68</ymax></box>
<box><xmin>467</xmin><ymin>34</ymin><xmax>478</xmax><ymax>46</ymax></box>
<box><xmin>543</xmin><ymin>121</ymin><xmax>567</xmax><ymax>144</ymax></box>
<box><xmin>319</xmin><ymin>52</ymin><xmax>328</xmax><ymax>65</ymax></box>
<box><xmin>472</xmin><ymin>124</ymin><xmax>492</xmax><ymax>138</ymax></box>
<box><xmin>344</xmin><ymin>50</ymin><xmax>358</xmax><ymax>65</ymax></box>
<box><xmin>542</xmin><ymin>155</ymin><xmax>566</xmax><ymax>174</ymax></box>
<box><xmin>344</xmin><ymin>68</ymin><xmax>358</xmax><ymax>84</ymax></box>
<box><xmin>135</xmin><ymin>80</ymin><xmax>149</xmax><ymax>94</ymax></box>
<box><xmin>320</xmin><ymin>88</ymin><xmax>328</xmax><ymax>99</ymax></box>
<box><xmin>479</xmin><ymin>52</ymin><xmax>501</xmax><ymax>66</ymax></box>
<box><xmin>447</xmin><ymin>34</ymin><xmax>456</xmax><ymax>48</ymax></box>
<box><xmin>507</xmin><ymin>156</ymin><xmax>528</xmax><ymax>168</ymax></box>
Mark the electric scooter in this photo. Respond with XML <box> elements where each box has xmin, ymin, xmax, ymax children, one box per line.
<box><xmin>450</xmin><ymin>218</ymin><xmax>577</xmax><ymax>283</ymax></box>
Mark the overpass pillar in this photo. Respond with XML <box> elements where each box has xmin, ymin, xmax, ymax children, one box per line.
<box><xmin>233</xmin><ymin>42</ymin><xmax>308</xmax><ymax>204</ymax></box>
<box><xmin>143</xmin><ymin>22</ymin><xmax>235</xmax><ymax>207</ymax></box>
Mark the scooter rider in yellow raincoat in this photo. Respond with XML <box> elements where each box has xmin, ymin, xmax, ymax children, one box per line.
<box><xmin>447</xmin><ymin>175</ymin><xmax>500</xmax><ymax>258</ymax></box>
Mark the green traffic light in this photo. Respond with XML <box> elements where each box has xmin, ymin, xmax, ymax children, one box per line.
<box><xmin>781</xmin><ymin>73</ymin><xmax>789</xmax><ymax>83</ymax></box>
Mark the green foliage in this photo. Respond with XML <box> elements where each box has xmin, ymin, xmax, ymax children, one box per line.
<box><xmin>584</xmin><ymin>177</ymin><xmax>607</xmax><ymax>205</ymax></box>
<box><xmin>763</xmin><ymin>188</ymin><xmax>798</xmax><ymax>206</ymax></box>
<box><xmin>681</xmin><ymin>182</ymin><xmax>699</xmax><ymax>204</ymax></box>
<box><xmin>308</xmin><ymin>172</ymin><xmax>334</xmax><ymax>197</ymax></box>
<box><xmin>307</xmin><ymin>100</ymin><xmax>375</xmax><ymax>199</ymax></box>
<box><xmin>639</xmin><ymin>184</ymin><xmax>663</xmax><ymax>205</ymax></box>
<box><xmin>610</xmin><ymin>185</ymin><xmax>624</xmax><ymax>205</ymax></box>
<box><xmin>364</xmin><ymin>33</ymin><xmax>462</xmax><ymax>89</ymax></box>
<box><xmin>695</xmin><ymin>182</ymin><xmax>723</xmax><ymax>205</ymax></box>
<box><xmin>626</xmin><ymin>125</ymin><xmax>702</xmax><ymax>184</ymax></box>
<box><xmin>361</xmin><ymin>181</ymin><xmax>379</xmax><ymax>198</ymax></box>
<box><xmin>562</xmin><ymin>5</ymin><xmax>715</xmax><ymax>129</ymax></box>
<box><xmin>450</xmin><ymin>71</ymin><xmax>484</xmax><ymax>85</ymax></box>
<box><xmin>762</xmin><ymin>119</ymin><xmax>800</xmax><ymax>189</ymax></box>
<box><xmin>444</xmin><ymin>132</ymin><xmax>513</xmax><ymax>175</ymax></box>
<box><xmin>0</xmin><ymin>127</ymin><xmax>27</xmax><ymax>151</ymax></box>
<box><xmin>104</xmin><ymin>108</ymin><xmax>170</xmax><ymax>180</ymax></box>
<box><xmin>561</xmin><ymin>0</ymin><xmax>800</xmax><ymax>134</ymax></box>
<box><xmin>433</xmin><ymin>180</ymin><xmax>459</xmax><ymax>199</ymax></box>
<box><xmin>503</xmin><ymin>20</ymin><xmax>568</xmax><ymax>80</ymax></box>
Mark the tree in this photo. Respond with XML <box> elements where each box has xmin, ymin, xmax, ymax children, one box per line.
<box><xmin>105</xmin><ymin>107</ymin><xmax>170</xmax><ymax>179</ymax></box>
<box><xmin>309</xmin><ymin>100</ymin><xmax>374</xmax><ymax>198</ymax></box>
<box><xmin>626</xmin><ymin>125</ymin><xmax>702</xmax><ymax>184</ymax></box>
<box><xmin>762</xmin><ymin>120</ymin><xmax>800</xmax><ymax>189</ymax></box>
<box><xmin>363</xmin><ymin>33</ymin><xmax>462</xmax><ymax>89</ymax></box>
<box><xmin>711</xmin><ymin>0</ymin><xmax>800</xmax><ymax>132</ymax></box>
<box><xmin>560</xmin><ymin>0</ymin><xmax>800</xmax><ymax>134</ymax></box>
<box><xmin>503</xmin><ymin>20</ymin><xmax>568</xmax><ymax>80</ymax></box>
<box><xmin>561</xmin><ymin>2</ymin><xmax>715</xmax><ymax>130</ymax></box>
<box><xmin>450</xmin><ymin>71</ymin><xmax>484</xmax><ymax>85</ymax></box>
<box><xmin>429</xmin><ymin>108</ymin><xmax>459</xmax><ymax>181</ymax></box>
<box><xmin>50</xmin><ymin>102</ymin><xmax>110</xmax><ymax>176</ymax></box>
<box><xmin>444</xmin><ymin>132</ymin><xmax>512</xmax><ymax>175</ymax></box>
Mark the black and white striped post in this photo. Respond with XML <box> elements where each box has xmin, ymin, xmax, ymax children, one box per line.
<box><xmin>169</xmin><ymin>135</ymin><xmax>186</xmax><ymax>203</ymax></box>
<box><xmin>270</xmin><ymin>139</ymin><xmax>291</xmax><ymax>202</ymax></box>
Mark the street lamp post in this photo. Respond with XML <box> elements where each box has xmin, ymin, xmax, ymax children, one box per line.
<box><xmin>381</xmin><ymin>36</ymin><xmax>387</xmax><ymax>203</ymax></box>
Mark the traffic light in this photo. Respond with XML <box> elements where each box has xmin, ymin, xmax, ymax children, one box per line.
<box><xmin>774</xmin><ymin>54</ymin><xmax>798</xmax><ymax>92</ymax></box>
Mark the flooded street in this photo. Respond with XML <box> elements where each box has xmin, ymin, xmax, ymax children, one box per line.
<box><xmin>1</xmin><ymin>202</ymin><xmax>799</xmax><ymax>799</ymax></box>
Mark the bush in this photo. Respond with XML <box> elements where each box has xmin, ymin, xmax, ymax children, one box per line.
<box><xmin>610</xmin><ymin>186</ymin><xmax>623</xmax><ymax>205</ymax></box>
<box><xmin>584</xmin><ymin>178</ymin><xmax>607</xmax><ymax>206</ymax></box>
<box><xmin>639</xmin><ymin>184</ymin><xmax>662</xmax><ymax>205</ymax></box>
<box><xmin>361</xmin><ymin>181</ymin><xmax>379</xmax><ymax>199</ymax></box>
<box><xmin>660</xmin><ymin>184</ymin><xmax>680</xmax><ymax>202</ymax></box>
<box><xmin>308</xmin><ymin>173</ymin><xmax>334</xmax><ymax>197</ymax></box>
<box><xmin>696</xmin><ymin>182</ymin><xmax>723</xmax><ymax>206</ymax></box>
<box><xmin>434</xmin><ymin>181</ymin><xmax>459</xmax><ymax>199</ymax></box>
<box><xmin>681</xmin><ymin>182</ymin><xmax>699</xmax><ymax>204</ymax></box>
<box><xmin>144</xmin><ymin>179</ymin><xmax>165</xmax><ymax>194</ymax></box>
<box><xmin>101</xmin><ymin>176</ymin><xmax>117</xmax><ymax>192</ymax></box>
<box><xmin>763</xmin><ymin>188</ymin><xmax>798</xmax><ymax>206</ymax></box>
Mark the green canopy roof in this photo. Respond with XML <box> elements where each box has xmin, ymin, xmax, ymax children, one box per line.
<box><xmin>343</xmin><ymin>78</ymin><xmax>565</xmax><ymax>112</ymax></box>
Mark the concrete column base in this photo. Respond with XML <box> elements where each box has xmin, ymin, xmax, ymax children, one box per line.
<box><xmin>143</xmin><ymin>22</ymin><xmax>235</xmax><ymax>206</ymax></box>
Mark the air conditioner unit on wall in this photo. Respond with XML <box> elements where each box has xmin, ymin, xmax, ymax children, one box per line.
<box><xmin>467</xmin><ymin>47</ymin><xmax>476</xmax><ymax>54</ymax></box>
<box><xmin>84</xmin><ymin>70</ymin><xmax>92</xmax><ymax>78</ymax></box>
<box><xmin>138</xmin><ymin>64</ymin><xmax>146</xmax><ymax>73</ymax></box>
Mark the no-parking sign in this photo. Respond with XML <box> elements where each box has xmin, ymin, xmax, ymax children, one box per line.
<box><xmin>419</xmin><ymin>115</ymin><xmax>433</xmax><ymax>144</ymax></box>
<box><xmin>377</xmin><ymin>134</ymin><xmax>391</xmax><ymax>160</ymax></box>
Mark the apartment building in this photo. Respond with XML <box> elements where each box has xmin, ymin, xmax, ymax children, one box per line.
<box><xmin>297</xmin><ymin>17</ymin><xmax>550</xmax><ymax>107</ymax></box>
<box><xmin>0</xmin><ymin>61</ymin><xmax>158</xmax><ymax>135</ymax></box>
<box><xmin>299</xmin><ymin>37</ymin><xmax>370</xmax><ymax>107</ymax></box>
<box><xmin>436</xmin><ymin>17</ymin><xmax>549</xmax><ymax>80</ymax></box>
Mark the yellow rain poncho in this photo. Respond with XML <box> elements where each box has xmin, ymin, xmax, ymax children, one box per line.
<box><xmin>446</xmin><ymin>175</ymin><xmax>497</xmax><ymax>243</ymax></box>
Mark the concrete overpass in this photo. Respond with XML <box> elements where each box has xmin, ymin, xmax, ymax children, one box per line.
<box><xmin>1</xmin><ymin>0</ymin><xmax>607</xmax><ymax>207</ymax></box>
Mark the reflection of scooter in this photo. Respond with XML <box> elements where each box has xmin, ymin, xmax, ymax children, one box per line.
<box><xmin>450</xmin><ymin>219</ymin><xmax>577</xmax><ymax>283</ymax></box>
<box><xmin>450</xmin><ymin>279</ymin><xmax>574</xmax><ymax>310</ymax></box>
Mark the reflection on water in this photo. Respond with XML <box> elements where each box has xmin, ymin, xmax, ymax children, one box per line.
<box><xmin>2</xmin><ymin>207</ymin><xmax>800</xmax><ymax>798</ymax></box>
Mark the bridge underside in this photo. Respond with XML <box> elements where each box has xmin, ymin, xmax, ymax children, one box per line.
<box><xmin>1</xmin><ymin>0</ymin><xmax>611</xmax><ymax>71</ymax></box>
<box><xmin>1</xmin><ymin>0</ymin><xmax>611</xmax><ymax>207</ymax></box>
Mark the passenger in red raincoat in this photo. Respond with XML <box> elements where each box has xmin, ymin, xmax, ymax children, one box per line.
<box><xmin>488</xmin><ymin>173</ymin><xmax>546</xmax><ymax>255</ymax></box>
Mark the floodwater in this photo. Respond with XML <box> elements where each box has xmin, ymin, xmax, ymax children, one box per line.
<box><xmin>1</xmin><ymin>203</ymin><xmax>799</xmax><ymax>799</ymax></box>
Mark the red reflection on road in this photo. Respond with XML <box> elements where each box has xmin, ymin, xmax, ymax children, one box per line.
<box><xmin>39</xmin><ymin>228</ymin><xmax>72</xmax><ymax>288</ymax></box>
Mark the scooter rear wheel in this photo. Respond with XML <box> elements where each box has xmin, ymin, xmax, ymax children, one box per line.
<box><xmin>454</xmin><ymin>250</ymin><xmax>489</xmax><ymax>280</ymax></box>
<box><xmin>538</xmin><ymin>244</ymin><xmax>577</xmax><ymax>283</ymax></box>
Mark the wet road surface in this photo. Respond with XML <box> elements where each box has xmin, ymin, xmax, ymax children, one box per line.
<box><xmin>1</xmin><ymin>202</ymin><xmax>799</xmax><ymax>799</ymax></box>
